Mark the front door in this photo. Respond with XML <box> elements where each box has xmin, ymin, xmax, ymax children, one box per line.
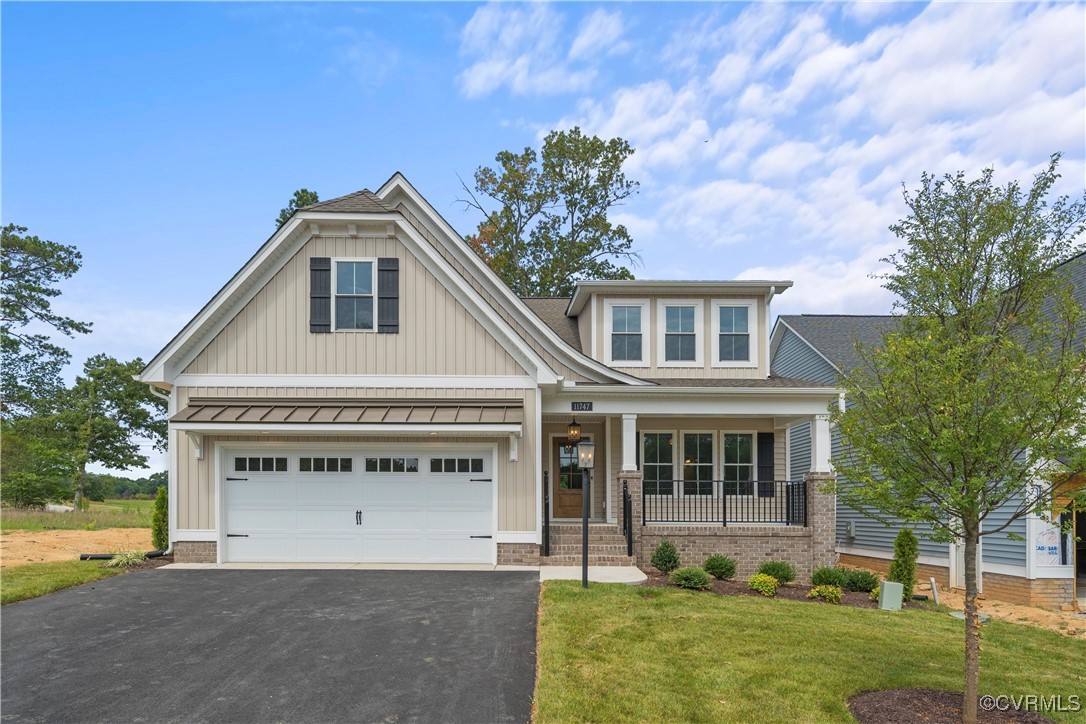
<box><xmin>553</xmin><ymin>440</ymin><xmax>585</xmax><ymax>518</ymax></box>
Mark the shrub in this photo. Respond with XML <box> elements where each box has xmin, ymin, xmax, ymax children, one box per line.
<box><xmin>842</xmin><ymin>569</ymin><xmax>880</xmax><ymax>593</ymax></box>
<box><xmin>703</xmin><ymin>554</ymin><xmax>737</xmax><ymax>580</ymax></box>
<box><xmin>807</xmin><ymin>584</ymin><xmax>843</xmax><ymax>604</ymax></box>
<box><xmin>670</xmin><ymin>567</ymin><xmax>712</xmax><ymax>590</ymax></box>
<box><xmin>888</xmin><ymin>528</ymin><xmax>919</xmax><ymax>600</ymax></box>
<box><xmin>747</xmin><ymin>573</ymin><xmax>778</xmax><ymax>596</ymax></box>
<box><xmin>651</xmin><ymin>539</ymin><xmax>680</xmax><ymax>574</ymax></box>
<box><xmin>103</xmin><ymin>550</ymin><xmax>147</xmax><ymax>568</ymax></box>
<box><xmin>757</xmin><ymin>561</ymin><xmax>796</xmax><ymax>583</ymax></box>
<box><xmin>151</xmin><ymin>486</ymin><xmax>168</xmax><ymax>551</ymax></box>
<box><xmin>869</xmin><ymin>585</ymin><xmax>880</xmax><ymax>603</ymax></box>
<box><xmin>811</xmin><ymin>566</ymin><xmax>846</xmax><ymax>587</ymax></box>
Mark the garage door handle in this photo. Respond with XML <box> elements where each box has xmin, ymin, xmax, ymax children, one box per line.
<box><xmin>226</xmin><ymin>477</ymin><xmax>248</xmax><ymax>481</ymax></box>
<box><xmin>470</xmin><ymin>535</ymin><xmax>492</xmax><ymax>539</ymax></box>
<box><xmin>355</xmin><ymin>510</ymin><xmax>362</xmax><ymax>525</ymax></box>
<box><xmin>227</xmin><ymin>534</ymin><xmax>249</xmax><ymax>538</ymax></box>
<box><xmin>470</xmin><ymin>478</ymin><xmax>492</xmax><ymax>482</ymax></box>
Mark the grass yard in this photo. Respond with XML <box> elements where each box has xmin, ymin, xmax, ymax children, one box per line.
<box><xmin>0</xmin><ymin>560</ymin><xmax>125</xmax><ymax>604</ymax></box>
<box><xmin>535</xmin><ymin>582</ymin><xmax>1086</xmax><ymax>723</ymax></box>
<box><xmin>1</xmin><ymin>498</ymin><xmax>154</xmax><ymax>532</ymax></box>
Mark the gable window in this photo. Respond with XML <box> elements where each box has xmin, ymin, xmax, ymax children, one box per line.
<box><xmin>722</xmin><ymin>433</ymin><xmax>755</xmax><ymax>495</ymax></box>
<box><xmin>334</xmin><ymin>260</ymin><xmax>375</xmax><ymax>331</ymax></box>
<box><xmin>682</xmin><ymin>433</ymin><xmax>714</xmax><ymax>496</ymax></box>
<box><xmin>658</xmin><ymin>301</ymin><xmax>703</xmax><ymax>366</ymax></box>
<box><xmin>642</xmin><ymin>432</ymin><xmax>674</xmax><ymax>496</ymax></box>
<box><xmin>603</xmin><ymin>299</ymin><xmax>642</xmax><ymax>369</ymax></box>
<box><xmin>712</xmin><ymin>300</ymin><xmax>757</xmax><ymax>367</ymax></box>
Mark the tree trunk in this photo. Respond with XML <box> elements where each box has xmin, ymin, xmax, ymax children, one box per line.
<box><xmin>962</xmin><ymin>529</ymin><xmax>981</xmax><ymax>724</ymax></box>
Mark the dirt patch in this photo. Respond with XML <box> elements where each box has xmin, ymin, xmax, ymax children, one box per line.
<box><xmin>640</xmin><ymin>570</ymin><xmax>913</xmax><ymax>610</ymax></box>
<box><xmin>849</xmin><ymin>688</ymin><xmax>1052</xmax><ymax>723</ymax></box>
<box><xmin>0</xmin><ymin>528</ymin><xmax>153</xmax><ymax>568</ymax></box>
<box><xmin>923</xmin><ymin>583</ymin><xmax>1086</xmax><ymax>639</ymax></box>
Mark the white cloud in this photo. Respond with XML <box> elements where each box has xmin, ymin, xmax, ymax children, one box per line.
<box><xmin>569</xmin><ymin>9</ymin><xmax>628</xmax><ymax>61</ymax></box>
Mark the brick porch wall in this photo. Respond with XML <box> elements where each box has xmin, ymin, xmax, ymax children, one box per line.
<box><xmin>497</xmin><ymin>543</ymin><xmax>540</xmax><ymax>566</ymax></box>
<box><xmin>174</xmin><ymin>541</ymin><xmax>217</xmax><ymax>563</ymax></box>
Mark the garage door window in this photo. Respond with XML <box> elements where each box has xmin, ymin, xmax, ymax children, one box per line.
<box><xmin>364</xmin><ymin>457</ymin><xmax>419</xmax><ymax>473</ymax></box>
<box><xmin>299</xmin><ymin>457</ymin><xmax>353</xmax><ymax>473</ymax></box>
<box><xmin>234</xmin><ymin>456</ymin><xmax>288</xmax><ymax>473</ymax></box>
<box><xmin>430</xmin><ymin>457</ymin><xmax>484</xmax><ymax>473</ymax></box>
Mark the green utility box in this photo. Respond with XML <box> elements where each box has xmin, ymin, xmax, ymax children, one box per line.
<box><xmin>879</xmin><ymin>581</ymin><xmax>904</xmax><ymax>611</ymax></box>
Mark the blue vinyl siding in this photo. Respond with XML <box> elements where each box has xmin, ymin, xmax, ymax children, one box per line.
<box><xmin>771</xmin><ymin>329</ymin><xmax>838</xmax><ymax>384</ymax></box>
<box><xmin>982</xmin><ymin>494</ymin><xmax>1028</xmax><ymax>568</ymax></box>
<box><xmin>789</xmin><ymin>422</ymin><xmax>811</xmax><ymax>481</ymax></box>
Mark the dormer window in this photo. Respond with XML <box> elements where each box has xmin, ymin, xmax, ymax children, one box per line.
<box><xmin>334</xmin><ymin>259</ymin><xmax>375</xmax><ymax>331</ymax></box>
<box><xmin>658</xmin><ymin>301</ymin><xmax>703</xmax><ymax>366</ymax></box>
<box><xmin>712</xmin><ymin>300</ymin><xmax>757</xmax><ymax>368</ymax></box>
<box><xmin>604</xmin><ymin>300</ymin><xmax>648</xmax><ymax>366</ymax></box>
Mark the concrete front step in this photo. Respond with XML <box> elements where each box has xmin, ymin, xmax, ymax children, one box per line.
<box><xmin>548</xmin><ymin>545</ymin><xmax>631</xmax><ymax>555</ymax></box>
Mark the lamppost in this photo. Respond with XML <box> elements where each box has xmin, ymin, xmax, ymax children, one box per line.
<box><xmin>577</xmin><ymin>440</ymin><xmax>595</xmax><ymax>589</ymax></box>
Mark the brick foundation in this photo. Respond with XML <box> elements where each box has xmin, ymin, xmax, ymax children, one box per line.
<box><xmin>173</xmin><ymin>541</ymin><xmax>217</xmax><ymax>563</ymax></box>
<box><xmin>497</xmin><ymin>543</ymin><xmax>540</xmax><ymax>566</ymax></box>
<box><xmin>837</xmin><ymin>553</ymin><xmax>1075</xmax><ymax>610</ymax></box>
<box><xmin>640</xmin><ymin>526</ymin><xmax>820</xmax><ymax>579</ymax></box>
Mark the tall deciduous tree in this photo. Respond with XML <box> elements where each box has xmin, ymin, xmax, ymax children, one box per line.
<box><xmin>460</xmin><ymin>127</ymin><xmax>640</xmax><ymax>297</ymax></box>
<box><xmin>831</xmin><ymin>155</ymin><xmax>1086</xmax><ymax>723</ymax></box>
<box><xmin>0</xmin><ymin>416</ymin><xmax>77</xmax><ymax>508</ymax></box>
<box><xmin>1</xmin><ymin>224</ymin><xmax>91</xmax><ymax>418</ymax></box>
<box><xmin>56</xmin><ymin>355</ymin><xmax>168</xmax><ymax>508</ymax></box>
<box><xmin>276</xmin><ymin>188</ymin><xmax>320</xmax><ymax>229</ymax></box>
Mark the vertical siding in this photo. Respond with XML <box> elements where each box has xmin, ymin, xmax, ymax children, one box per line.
<box><xmin>184</xmin><ymin>235</ymin><xmax>525</xmax><ymax>376</ymax></box>
<box><xmin>771</xmin><ymin>329</ymin><xmax>839</xmax><ymax>384</ymax></box>
<box><xmin>174</xmin><ymin>386</ymin><xmax>536</xmax><ymax>532</ymax></box>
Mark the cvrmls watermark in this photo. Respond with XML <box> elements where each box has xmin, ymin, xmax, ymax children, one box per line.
<box><xmin>979</xmin><ymin>695</ymin><xmax>1081</xmax><ymax>713</ymax></box>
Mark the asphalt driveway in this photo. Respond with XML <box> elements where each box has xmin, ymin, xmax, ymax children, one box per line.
<box><xmin>1</xmin><ymin>569</ymin><xmax>539</xmax><ymax>723</ymax></box>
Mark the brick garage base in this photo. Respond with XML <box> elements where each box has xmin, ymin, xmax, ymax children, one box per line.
<box><xmin>174</xmin><ymin>541</ymin><xmax>217</xmax><ymax>563</ymax></box>
<box><xmin>640</xmin><ymin>527</ymin><xmax>828</xmax><ymax>581</ymax></box>
<box><xmin>497</xmin><ymin>543</ymin><xmax>540</xmax><ymax>566</ymax></box>
<box><xmin>838</xmin><ymin>553</ymin><xmax>1075</xmax><ymax>610</ymax></box>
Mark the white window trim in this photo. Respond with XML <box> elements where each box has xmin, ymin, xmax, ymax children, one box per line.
<box><xmin>332</xmin><ymin>257</ymin><xmax>377</xmax><ymax>332</ymax></box>
<box><xmin>678</xmin><ymin>430</ymin><xmax>716</xmax><ymax>497</ymax></box>
<box><xmin>641</xmin><ymin>429</ymin><xmax>677</xmax><ymax>497</ymax></box>
<box><xmin>656</xmin><ymin>299</ymin><xmax>704</xmax><ymax>368</ymax></box>
<box><xmin>721</xmin><ymin>430</ymin><xmax>758</xmax><ymax>497</ymax></box>
<box><xmin>711</xmin><ymin>299</ymin><xmax>759</xmax><ymax>369</ymax></box>
<box><xmin>603</xmin><ymin>299</ymin><xmax>650</xmax><ymax>367</ymax></box>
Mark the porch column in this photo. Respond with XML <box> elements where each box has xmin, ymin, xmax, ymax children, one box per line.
<box><xmin>811</xmin><ymin>414</ymin><xmax>832</xmax><ymax>473</ymax></box>
<box><xmin>621</xmin><ymin>414</ymin><xmax>637</xmax><ymax>472</ymax></box>
<box><xmin>805</xmin><ymin>470</ymin><xmax>837</xmax><ymax>569</ymax></box>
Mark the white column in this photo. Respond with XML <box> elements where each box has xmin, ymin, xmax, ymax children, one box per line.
<box><xmin>811</xmin><ymin>414</ymin><xmax>832</xmax><ymax>473</ymax></box>
<box><xmin>622</xmin><ymin>413</ymin><xmax>638</xmax><ymax>471</ymax></box>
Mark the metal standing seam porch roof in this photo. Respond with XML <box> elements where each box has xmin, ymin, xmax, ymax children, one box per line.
<box><xmin>170</xmin><ymin>399</ymin><xmax>524</xmax><ymax>426</ymax></box>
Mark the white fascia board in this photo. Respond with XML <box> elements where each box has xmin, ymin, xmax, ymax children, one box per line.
<box><xmin>174</xmin><ymin>530</ymin><xmax>218</xmax><ymax>542</ymax></box>
<box><xmin>172</xmin><ymin>374</ymin><xmax>538</xmax><ymax>389</ymax></box>
<box><xmin>541</xmin><ymin>394</ymin><xmax>836</xmax><ymax>417</ymax></box>
<box><xmin>557</xmin><ymin>385</ymin><xmax>844</xmax><ymax>396</ymax></box>
<box><xmin>171</xmin><ymin>422</ymin><xmax>523</xmax><ymax>435</ymax></box>
<box><xmin>375</xmin><ymin>174</ymin><xmax>649</xmax><ymax>386</ymax></box>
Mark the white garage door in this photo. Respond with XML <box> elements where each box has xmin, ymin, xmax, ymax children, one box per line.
<box><xmin>223</xmin><ymin>450</ymin><xmax>494</xmax><ymax>563</ymax></box>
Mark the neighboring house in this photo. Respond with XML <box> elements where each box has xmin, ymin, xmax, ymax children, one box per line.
<box><xmin>139</xmin><ymin>173</ymin><xmax>841</xmax><ymax>575</ymax></box>
<box><xmin>771</xmin><ymin>253</ymin><xmax>1086</xmax><ymax>610</ymax></box>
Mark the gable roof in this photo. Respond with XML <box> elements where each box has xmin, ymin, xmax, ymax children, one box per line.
<box><xmin>301</xmin><ymin>189</ymin><xmax>393</xmax><ymax>214</ymax></box>
<box><xmin>775</xmin><ymin>315</ymin><xmax>899</xmax><ymax>374</ymax></box>
<box><xmin>521</xmin><ymin>297</ymin><xmax>581</xmax><ymax>352</ymax></box>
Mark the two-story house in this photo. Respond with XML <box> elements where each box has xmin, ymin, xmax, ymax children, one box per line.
<box><xmin>139</xmin><ymin>173</ymin><xmax>840</xmax><ymax>575</ymax></box>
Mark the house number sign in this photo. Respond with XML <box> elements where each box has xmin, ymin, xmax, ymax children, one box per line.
<box><xmin>571</xmin><ymin>402</ymin><xmax>593</xmax><ymax>412</ymax></box>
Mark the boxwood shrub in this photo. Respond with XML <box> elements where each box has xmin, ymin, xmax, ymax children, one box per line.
<box><xmin>810</xmin><ymin>566</ymin><xmax>846</xmax><ymax>587</ymax></box>
<box><xmin>747</xmin><ymin>573</ymin><xmax>779</xmax><ymax>597</ymax></box>
<box><xmin>842</xmin><ymin>569</ymin><xmax>880</xmax><ymax>593</ymax></box>
<box><xmin>703</xmin><ymin>554</ymin><xmax>737</xmax><ymax>580</ymax></box>
<box><xmin>670</xmin><ymin>566</ymin><xmax>712</xmax><ymax>590</ymax></box>
<box><xmin>651</xmin><ymin>539</ymin><xmax>680</xmax><ymax>573</ymax></box>
<box><xmin>757</xmin><ymin>560</ymin><xmax>796</xmax><ymax>583</ymax></box>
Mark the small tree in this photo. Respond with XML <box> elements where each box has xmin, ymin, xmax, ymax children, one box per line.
<box><xmin>832</xmin><ymin>155</ymin><xmax>1086</xmax><ymax>723</ymax></box>
<box><xmin>151</xmin><ymin>485</ymin><xmax>169</xmax><ymax>551</ymax></box>
<box><xmin>650</xmin><ymin>539</ymin><xmax>680</xmax><ymax>573</ymax></box>
<box><xmin>887</xmin><ymin>528</ymin><xmax>918</xmax><ymax>601</ymax></box>
<box><xmin>276</xmin><ymin>188</ymin><xmax>319</xmax><ymax>229</ymax></box>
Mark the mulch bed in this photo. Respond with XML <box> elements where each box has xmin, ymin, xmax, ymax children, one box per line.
<box><xmin>641</xmin><ymin>570</ymin><xmax>922</xmax><ymax>610</ymax></box>
<box><xmin>123</xmin><ymin>554</ymin><xmax>173</xmax><ymax>572</ymax></box>
<box><xmin>849</xmin><ymin>688</ymin><xmax>1053</xmax><ymax>723</ymax></box>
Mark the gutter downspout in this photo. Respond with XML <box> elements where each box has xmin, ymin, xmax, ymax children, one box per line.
<box><xmin>764</xmin><ymin>286</ymin><xmax>776</xmax><ymax>377</ymax></box>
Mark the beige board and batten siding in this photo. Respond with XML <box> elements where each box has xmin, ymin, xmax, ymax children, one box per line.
<box><xmin>172</xmin><ymin>386</ymin><xmax>537</xmax><ymax>532</ymax></box>
<box><xmin>395</xmin><ymin>203</ymin><xmax>595</xmax><ymax>383</ymax></box>
<box><xmin>591</xmin><ymin>293</ymin><xmax>768</xmax><ymax>378</ymax></box>
<box><xmin>184</xmin><ymin>234</ymin><xmax>526</xmax><ymax>377</ymax></box>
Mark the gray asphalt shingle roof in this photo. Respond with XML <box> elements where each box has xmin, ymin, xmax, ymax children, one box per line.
<box><xmin>521</xmin><ymin>297</ymin><xmax>582</xmax><ymax>352</ymax></box>
<box><xmin>301</xmin><ymin>189</ymin><xmax>394</xmax><ymax>214</ymax></box>
<box><xmin>778</xmin><ymin>315</ymin><xmax>900</xmax><ymax>373</ymax></box>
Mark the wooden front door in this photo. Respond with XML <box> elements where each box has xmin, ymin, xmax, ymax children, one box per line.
<box><xmin>553</xmin><ymin>440</ymin><xmax>585</xmax><ymax>518</ymax></box>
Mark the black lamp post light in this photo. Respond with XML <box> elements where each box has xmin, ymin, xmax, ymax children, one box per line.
<box><xmin>577</xmin><ymin>440</ymin><xmax>595</xmax><ymax>589</ymax></box>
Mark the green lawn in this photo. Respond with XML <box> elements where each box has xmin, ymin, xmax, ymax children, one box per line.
<box><xmin>1</xmin><ymin>560</ymin><xmax>126</xmax><ymax>604</ymax></box>
<box><xmin>1</xmin><ymin>498</ymin><xmax>153</xmax><ymax>532</ymax></box>
<box><xmin>535</xmin><ymin>582</ymin><xmax>1086</xmax><ymax>723</ymax></box>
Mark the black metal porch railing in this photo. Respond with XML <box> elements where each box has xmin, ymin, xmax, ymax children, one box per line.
<box><xmin>642</xmin><ymin>480</ymin><xmax>807</xmax><ymax>526</ymax></box>
<box><xmin>542</xmin><ymin>471</ymin><xmax>550</xmax><ymax>557</ymax></box>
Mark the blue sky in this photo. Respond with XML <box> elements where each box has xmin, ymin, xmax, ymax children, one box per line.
<box><xmin>5</xmin><ymin>2</ymin><xmax>1085</xmax><ymax>394</ymax></box>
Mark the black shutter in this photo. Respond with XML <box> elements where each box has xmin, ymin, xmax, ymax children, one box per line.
<box><xmin>757</xmin><ymin>432</ymin><xmax>775</xmax><ymax>497</ymax></box>
<box><xmin>310</xmin><ymin>257</ymin><xmax>331</xmax><ymax>333</ymax></box>
<box><xmin>377</xmin><ymin>257</ymin><xmax>399</xmax><ymax>334</ymax></box>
